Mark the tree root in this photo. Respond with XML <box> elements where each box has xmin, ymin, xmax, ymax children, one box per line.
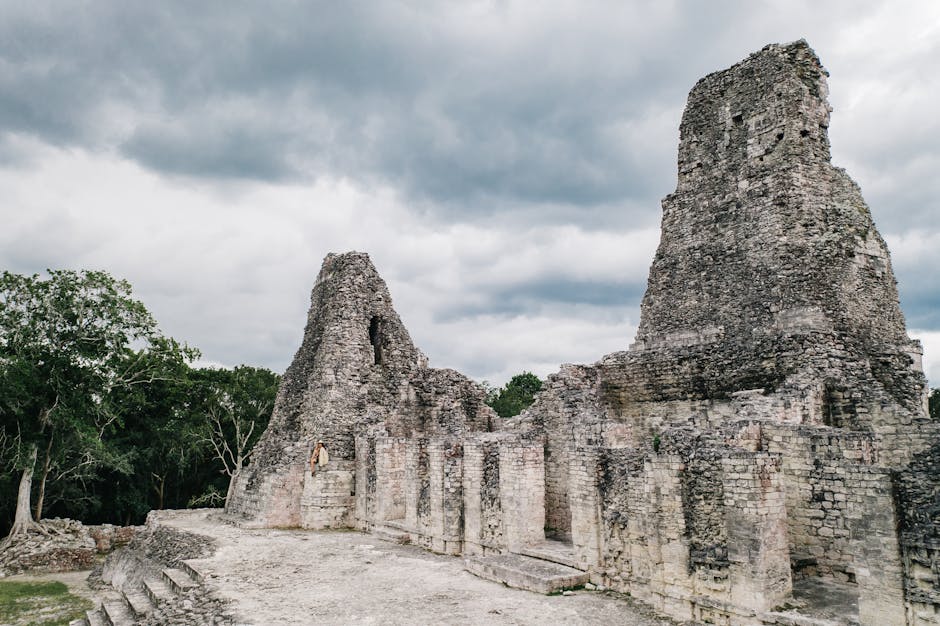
<box><xmin>6</xmin><ymin>519</ymin><xmax>50</xmax><ymax>538</ymax></box>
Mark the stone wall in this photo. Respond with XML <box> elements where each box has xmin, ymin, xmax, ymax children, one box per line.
<box><xmin>228</xmin><ymin>252</ymin><xmax>496</xmax><ymax>528</ymax></box>
<box><xmin>353</xmin><ymin>432</ymin><xmax>545</xmax><ymax>557</ymax></box>
<box><xmin>896</xmin><ymin>437</ymin><xmax>940</xmax><ymax>625</ymax></box>
<box><xmin>229</xmin><ymin>39</ymin><xmax>936</xmax><ymax>626</ymax></box>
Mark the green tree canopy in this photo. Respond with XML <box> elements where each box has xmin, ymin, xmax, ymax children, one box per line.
<box><xmin>186</xmin><ymin>365</ymin><xmax>279</xmax><ymax>507</ymax></box>
<box><xmin>486</xmin><ymin>372</ymin><xmax>543</xmax><ymax>418</ymax></box>
<box><xmin>0</xmin><ymin>270</ymin><xmax>197</xmax><ymax>536</ymax></box>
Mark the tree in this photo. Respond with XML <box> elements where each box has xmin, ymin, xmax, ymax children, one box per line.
<box><xmin>930</xmin><ymin>388</ymin><xmax>940</xmax><ymax>420</ymax></box>
<box><xmin>188</xmin><ymin>366</ymin><xmax>279</xmax><ymax>508</ymax></box>
<box><xmin>0</xmin><ymin>270</ymin><xmax>196</xmax><ymax>536</ymax></box>
<box><xmin>486</xmin><ymin>372</ymin><xmax>543</xmax><ymax>418</ymax></box>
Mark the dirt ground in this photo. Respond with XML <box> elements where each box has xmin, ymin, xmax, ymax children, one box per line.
<box><xmin>2</xmin><ymin>569</ymin><xmax>97</xmax><ymax>603</ymax></box>
<box><xmin>160</xmin><ymin>510</ymin><xmax>679</xmax><ymax>626</ymax></box>
<box><xmin>0</xmin><ymin>570</ymin><xmax>97</xmax><ymax>625</ymax></box>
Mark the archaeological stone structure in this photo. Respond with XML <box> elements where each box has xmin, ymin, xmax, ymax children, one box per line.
<box><xmin>227</xmin><ymin>41</ymin><xmax>940</xmax><ymax>626</ymax></box>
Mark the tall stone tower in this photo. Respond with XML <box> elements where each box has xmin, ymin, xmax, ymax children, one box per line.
<box><xmin>226</xmin><ymin>252</ymin><xmax>495</xmax><ymax>528</ymax></box>
<box><xmin>603</xmin><ymin>40</ymin><xmax>927</xmax><ymax>433</ymax></box>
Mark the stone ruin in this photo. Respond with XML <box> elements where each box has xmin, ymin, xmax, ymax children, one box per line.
<box><xmin>227</xmin><ymin>41</ymin><xmax>940</xmax><ymax>626</ymax></box>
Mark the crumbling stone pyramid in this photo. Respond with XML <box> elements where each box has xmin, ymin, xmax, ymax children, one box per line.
<box><xmin>226</xmin><ymin>252</ymin><xmax>495</xmax><ymax>527</ymax></box>
<box><xmin>598</xmin><ymin>40</ymin><xmax>926</xmax><ymax>432</ymax></box>
<box><xmin>229</xmin><ymin>41</ymin><xmax>939</xmax><ymax>625</ymax></box>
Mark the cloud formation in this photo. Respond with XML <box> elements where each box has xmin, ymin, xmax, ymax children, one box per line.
<box><xmin>1</xmin><ymin>1</ymin><xmax>938</xmax><ymax>386</ymax></box>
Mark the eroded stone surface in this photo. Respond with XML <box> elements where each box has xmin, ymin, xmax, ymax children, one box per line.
<box><xmin>224</xmin><ymin>40</ymin><xmax>937</xmax><ymax>626</ymax></box>
<box><xmin>227</xmin><ymin>252</ymin><xmax>496</xmax><ymax>529</ymax></box>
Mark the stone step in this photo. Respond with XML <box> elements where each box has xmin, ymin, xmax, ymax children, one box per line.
<box><xmin>101</xmin><ymin>598</ymin><xmax>134</xmax><ymax>626</ymax></box>
<box><xmin>144</xmin><ymin>576</ymin><xmax>174</xmax><ymax>606</ymax></box>
<box><xmin>162</xmin><ymin>567</ymin><xmax>198</xmax><ymax>594</ymax></box>
<box><xmin>84</xmin><ymin>608</ymin><xmax>107</xmax><ymax>626</ymax></box>
<box><xmin>122</xmin><ymin>588</ymin><xmax>154</xmax><ymax>619</ymax></box>
<box><xmin>516</xmin><ymin>541</ymin><xmax>581</xmax><ymax>570</ymax></box>
<box><xmin>464</xmin><ymin>554</ymin><xmax>589</xmax><ymax>594</ymax></box>
<box><xmin>180</xmin><ymin>559</ymin><xmax>206</xmax><ymax>583</ymax></box>
<box><xmin>371</xmin><ymin>524</ymin><xmax>412</xmax><ymax>545</ymax></box>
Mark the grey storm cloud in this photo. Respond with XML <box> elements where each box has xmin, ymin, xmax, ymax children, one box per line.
<box><xmin>0</xmin><ymin>1</ymin><xmax>840</xmax><ymax>222</ymax></box>
<box><xmin>434</xmin><ymin>279</ymin><xmax>648</xmax><ymax>323</ymax></box>
<box><xmin>1</xmin><ymin>0</ymin><xmax>938</xmax><ymax>384</ymax></box>
<box><xmin>4</xmin><ymin>1</ymin><xmax>935</xmax><ymax>229</ymax></box>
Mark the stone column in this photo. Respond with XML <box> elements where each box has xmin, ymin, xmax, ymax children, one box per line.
<box><xmin>462</xmin><ymin>438</ymin><xmax>485</xmax><ymax>555</ymax></box>
<box><xmin>374</xmin><ymin>436</ymin><xmax>407</xmax><ymax>522</ymax></box>
<box><xmin>569</xmin><ymin>446</ymin><xmax>603</xmax><ymax>570</ymax></box>
<box><xmin>646</xmin><ymin>454</ymin><xmax>693</xmax><ymax>620</ymax></box>
<box><xmin>722</xmin><ymin>452</ymin><xmax>791</xmax><ymax>613</ymax></box>
<box><xmin>354</xmin><ymin>435</ymin><xmax>374</xmax><ymax>529</ymax></box>
<box><xmin>499</xmin><ymin>438</ymin><xmax>545</xmax><ymax>550</ymax></box>
<box><xmin>847</xmin><ymin>467</ymin><xmax>906</xmax><ymax>626</ymax></box>
<box><xmin>428</xmin><ymin>439</ymin><xmax>463</xmax><ymax>554</ymax></box>
<box><xmin>404</xmin><ymin>438</ymin><xmax>428</xmax><ymax>531</ymax></box>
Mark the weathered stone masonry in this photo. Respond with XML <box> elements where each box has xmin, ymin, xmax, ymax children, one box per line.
<box><xmin>228</xmin><ymin>40</ymin><xmax>939</xmax><ymax>626</ymax></box>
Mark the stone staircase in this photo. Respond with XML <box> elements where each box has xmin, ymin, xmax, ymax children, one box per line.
<box><xmin>69</xmin><ymin>560</ymin><xmax>206</xmax><ymax>626</ymax></box>
<box><xmin>464</xmin><ymin>540</ymin><xmax>590</xmax><ymax>594</ymax></box>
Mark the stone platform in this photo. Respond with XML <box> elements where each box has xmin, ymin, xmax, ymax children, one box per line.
<box><xmin>464</xmin><ymin>554</ymin><xmax>590</xmax><ymax>594</ymax></box>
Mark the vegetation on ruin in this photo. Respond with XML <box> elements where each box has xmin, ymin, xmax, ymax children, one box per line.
<box><xmin>485</xmin><ymin>372</ymin><xmax>543</xmax><ymax>418</ymax></box>
<box><xmin>930</xmin><ymin>388</ymin><xmax>940</xmax><ymax>420</ymax></box>
<box><xmin>0</xmin><ymin>580</ymin><xmax>92</xmax><ymax>625</ymax></box>
<box><xmin>0</xmin><ymin>270</ymin><xmax>278</xmax><ymax>535</ymax></box>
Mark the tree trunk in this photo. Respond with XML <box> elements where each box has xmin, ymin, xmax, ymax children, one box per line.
<box><xmin>9</xmin><ymin>444</ymin><xmax>38</xmax><ymax>536</ymax></box>
<box><xmin>153</xmin><ymin>473</ymin><xmax>165</xmax><ymax>510</ymax></box>
<box><xmin>224</xmin><ymin>459</ymin><xmax>244</xmax><ymax>513</ymax></box>
<box><xmin>33</xmin><ymin>435</ymin><xmax>53</xmax><ymax>521</ymax></box>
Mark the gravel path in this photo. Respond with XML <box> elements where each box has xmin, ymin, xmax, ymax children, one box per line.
<box><xmin>159</xmin><ymin>510</ymin><xmax>678</xmax><ymax>626</ymax></box>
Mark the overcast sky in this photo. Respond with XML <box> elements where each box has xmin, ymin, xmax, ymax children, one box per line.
<box><xmin>1</xmin><ymin>1</ymin><xmax>938</xmax><ymax>387</ymax></box>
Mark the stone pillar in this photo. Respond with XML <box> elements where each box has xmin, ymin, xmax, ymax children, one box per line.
<box><xmin>646</xmin><ymin>455</ymin><xmax>693</xmax><ymax>620</ymax></box>
<box><xmin>374</xmin><ymin>436</ymin><xmax>407</xmax><ymax>522</ymax></box>
<box><xmin>721</xmin><ymin>452</ymin><xmax>791</xmax><ymax>613</ymax></box>
<box><xmin>499</xmin><ymin>438</ymin><xmax>545</xmax><ymax>550</ymax></box>
<box><xmin>354</xmin><ymin>435</ymin><xmax>375</xmax><ymax>529</ymax></box>
<box><xmin>462</xmin><ymin>438</ymin><xmax>485</xmax><ymax>555</ymax></box>
<box><xmin>426</xmin><ymin>439</ymin><xmax>463</xmax><ymax>554</ymax></box>
<box><xmin>404</xmin><ymin>438</ymin><xmax>428</xmax><ymax>531</ymax></box>
<box><xmin>569</xmin><ymin>446</ymin><xmax>603</xmax><ymax>570</ymax></box>
<box><xmin>847</xmin><ymin>468</ymin><xmax>906</xmax><ymax>626</ymax></box>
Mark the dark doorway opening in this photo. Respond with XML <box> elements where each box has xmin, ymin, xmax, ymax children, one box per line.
<box><xmin>369</xmin><ymin>316</ymin><xmax>384</xmax><ymax>365</ymax></box>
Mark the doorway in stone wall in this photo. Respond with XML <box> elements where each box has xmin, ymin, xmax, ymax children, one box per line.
<box><xmin>544</xmin><ymin>432</ymin><xmax>572</xmax><ymax>544</ymax></box>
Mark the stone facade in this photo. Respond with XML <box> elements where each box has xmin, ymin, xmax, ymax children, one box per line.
<box><xmin>229</xmin><ymin>40</ymin><xmax>937</xmax><ymax>625</ymax></box>
<box><xmin>226</xmin><ymin>251</ymin><xmax>496</xmax><ymax>529</ymax></box>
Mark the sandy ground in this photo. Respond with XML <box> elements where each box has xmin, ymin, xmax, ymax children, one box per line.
<box><xmin>161</xmin><ymin>510</ymin><xmax>679</xmax><ymax>626</ymax></box>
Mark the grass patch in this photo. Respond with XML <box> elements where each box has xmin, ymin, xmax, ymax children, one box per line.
<box><xmin>0</xmin><ymin>580</ymin><xmax>93</xmax><ymax>626</ymax></box>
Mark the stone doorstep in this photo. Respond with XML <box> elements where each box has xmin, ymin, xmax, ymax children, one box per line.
<box><xmin>162</xmin><ymin>566</ymin><xmax>198</xmax><ymax>593</ymax></box>
<box><xmin>371</xmin><ymin>523</ymin><xmax>412</xmax><ymax>544</ymax></box>
<box><xmin>758</xmin><ymin>611</ymin><xmax>848</xmax><ymax>626</ymax></box>
<box><xmin>382</xmin><ymin>519</ymin><xmax>411</xmax><ymax>533</ymax></box>
<box><xmin>516</xmin><ymin>541</ymin><xmax>581</xmax><ymax>570</ymax></box>
<box><xmin>464</xmin><ymin>554</ymin><xmax>590</xmax><ymax>594</ymax></box>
